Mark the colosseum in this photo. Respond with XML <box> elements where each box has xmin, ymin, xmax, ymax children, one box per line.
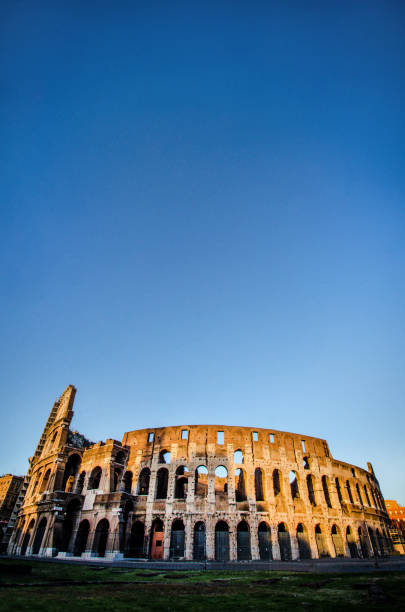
<box><xmin>5</xmin><ymin>385</ymin><xmax>392</xmax><ymax>561</ymax></box>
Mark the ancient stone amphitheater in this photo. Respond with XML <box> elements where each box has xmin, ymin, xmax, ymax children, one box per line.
<box><xmin>5</xmin><ymin>386</ymin><xmax>392</xmax><ymax>561</ymax></box>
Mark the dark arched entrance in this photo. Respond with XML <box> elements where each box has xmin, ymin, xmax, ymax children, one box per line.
<box><xmin>358</xmin><ymin>527</ymin><xmax>369</xmax><ymax>558</ymax></box>
<box><xmin>331</xmin><ymin>525</ymin><xmax>345</xmax><ymax>557</ymax></box>
<box><xmin>150</xmin><ymin>518</ymin><xmax>164</xmax><ymax>559</ymax></box>
<box><xmin>170</xmin><ymin>519</ymin><xmax>185</xmax><ymax>559</ymax></box>
<box><xmin>21</xmin><ymin>519</ymin><xmax>35</xmax><ymax>556</ymax></box>
<box><xmin>126</xmin><ymin>521</ymin><xmax>145</xmax><ymax>558</ymax></box>
<box><xmin>61</xmin><ymin>498</ymin><xmax>81</xmax><ymax>552</ymax></box>
<box><xmin>74</xmin><ymin>520</ymin><xmax>90</xmax><ymax>556</ymax></box>
<box><xmin>32</xmin><ymin>518</ymin><xmax>47</xmax><ymax>555</ymax></box>
<box><xmin>277</xmin><ymin>523</ymin><xmax>292</xmax><ymax>560</ymax></box>
<box><xmin>193</xmin><ymin>522</ymin><xmax>206</xmax><ymax>560</ymax></box>
<box><xmin>297</xmin><ymin>523</ymin><xmax>311</xmax><ymax>559</ymax></box>
<box><xmin>237</xmin><ymin>520</ymin><xmax>251</xmax><ymax>560</ymax></box>
<box><xmin>215</xmin><ymin>521</ymin><xmax>229</xmax><ymax>561</ymax></box>
<box><xmin>346</xmin><ymin>526</ymin><xmax>358</xmax><ymax>558</ymax></box>
<box><xmin>258</xmin><ymin>522</ymin><xmax>272</xmax><ymax>560</ymax></box>
<box><xmin>93</xmin><ymin>519</ymin><xmax>109</xmax><ymax>557</ymax></box>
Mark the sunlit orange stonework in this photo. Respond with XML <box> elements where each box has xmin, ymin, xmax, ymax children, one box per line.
<box><xmin>5</xmin><ymin>386</ymin><xmax>393</xmax><ymax>561</ymax></box>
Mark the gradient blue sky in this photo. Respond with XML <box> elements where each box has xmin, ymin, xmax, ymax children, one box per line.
<box><xmin>2</xmin><ymin>1</ymin><xmax>404</xmax><ymax>502</ymax></box>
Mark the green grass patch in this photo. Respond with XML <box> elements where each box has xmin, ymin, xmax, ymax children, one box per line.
<box><xmin>0</xmin><ymin>559</ymin><xmax>404</xmax><ymax>611</ymax></box>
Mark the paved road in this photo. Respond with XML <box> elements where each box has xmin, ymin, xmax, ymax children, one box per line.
<box><xmin>2</xmin><ymin>554</ymin><xmax>405</xmax><ymax>573</ymax></box>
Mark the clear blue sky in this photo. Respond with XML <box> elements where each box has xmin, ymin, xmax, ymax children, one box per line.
<box><xmin>1</xmin><ymin>1</ymin><xmax>404</xmax><ymax>502</ymax></box>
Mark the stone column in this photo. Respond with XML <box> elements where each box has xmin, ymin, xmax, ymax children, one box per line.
<box><xmin>229</xmin><ymin>519</ymin><xmax>237</xmax><ymax>561</ymax></box>
<box><xmin>270</xmin><ymin>523</ymin><xmax>280</xmax><ymax>560</ymax></box>
<box><xmin>185</xmin><ymin>514</ymin><xmax>193</xmax><ymax>560</ymax></box>
<box><xmin>290</xmin><ymin>528</ymin><xmax>300</xmax><ymax>560</ymax></box>
<box><xmin>206</xmin><ymin>516</ymin><xmax>215</xmax><ymax>560</ymax></box>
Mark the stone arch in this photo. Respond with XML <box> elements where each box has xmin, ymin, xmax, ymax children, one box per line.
<box><xmin>62</xmin><ymin>453</ymin><xmax>82</xmax><ymax>492</ymax></box>
<box><xmin>255</xmin><ymin>468</ymin><xmax>264</xmax><ymax>501</ymax></box>
<box><xmin>115</xmin><ymin>450</ymin><xmax>126</xmax><ymax>464</ymax></box>
<box><xmin>123</xmin><ymin>471</ymin><xmax>133</xmax><ymax>494</ymax></box>
<box><xmin>126</xmin><ymin>520</ymin><xmax>144</xmax><ymax>558</ymax></box>
<box><xmin>74</xmin><ymin>520</ymin><xmax>90</xmax><ymax>557</ymax></box>
<box><xmin>32</xmin><ymin>517</ymin><xmax>47</xmax><ymax>555</ymax></box>
<box><xmin>296</xmin><ymin>523</ymin><xmax>311</xmax><ymax>559</ymax></box>
<box><xmin>363</xmin><ymin>485</ymin><xmax>371</xmax><ymax>506</ymax></box>
<box><xmin>93</xmin><ymin>518</ymin><xmax>109</xmax><ymax>557</ymax></box>
<box><xmin>112</xmin><ymin>467</ymin><xmax>123</xmax><ymax>492</ymax></box>
<box><xmin>193</xmin><ymin>521</ymin><xmax>206</xmax><ymax>560</ymax></box>
<box><xmin>306</xmin><ymin>474</ymin><xmax>316</xmax><ymax>506</ymax></box>
<box><xmin>273</xmin><ymin>469</ymin><xmax>283</xmax><ymax>498</ymax></box>
<box><xmin>258</xmin><ymin>522</ymin><xmax>272</xmax><ymax>560</ymax></box>
<box><xmin>331</xmin><ymin>524</ymin><xmax>345</xmax><ymax>557</ymax></box>
<box><xmin>158</xmin><ymin>449</ymin><xmax>171</xmax><ymax>464</ymax></box>
<box><xmin>356</xmin><ymin>483</ymin><xmax>363</xmax><ymax>506</ymax></box>
<box><xmin>278</xmin><ymin>523</ymin><xmax>292</xmax><ymax>560</ymax></box>
<box><xmin>76</xmin><ymin>471</ymin><xmax>86</xmax><ymax>494</ymax></box>
<box><xmin>376</xmin><ymin>528</ymin><xmax>384</xmax><ymax>556</ymax></box>
<box><xmin>150</xmin><ymin>518</ymin><xmax>164</xmax><ymax>559</ymax></box>
<box><xmin>40</xmin><ymin>469</ymin><xmax>52</xmax><ymax>494</ymax></box>
<box><xmin>315</xmin><ymin>524</ymin><xmax>329</xmax><ymax>558</ymax></box>
<box><xmin>358</xmin><ymin>526</ymin><xmax>369</xmax><ymax>558</ymax></box>
<box><xmin>88</xmin><ymin>466</ymin><xmax>102</xmax><ymax>490</ymax></box>
<box><xmin>346</xmin><ymin>526</ymin><xmax>358</xmax><ymax>558</ymax></box>
<box><xmin>235</xmin><ymin>468</ymin><xmax>246</xmax><ymax>502</ymax></box>
<box><xmin>214</xmin><ymin>466</ymin><xmax>228</xmax><ymax>495</ymax></box>
<box><xmin>21</xmin><ymin>518</ymin><xmax>35</xmax><ymax>556</ymax></box>
<box><xmin>195</xmin><ymin>465</ymin><xmax>208</xmax><ymax>496</ymax></box>
<box><xmin>346</xmin><ymin>480</ymin><xmax>354</xmax><ymax>503</ymax></box>
<box><xmin>233</xmin><ymin>449</ymin><xmax>243</xmax><ymax>464</ymax></box>
<box><xmin>368</xmin><ymin>527</ymin><xmax>378</xmax><ymax>556</ymax></box>
<box><xmin>237</xmin><ymin>520</ymin><xmax>251</xmax><ymax>560</ymax></box>
<box><xmin>215</xmin><ymin>520</ymin><xmax>229</xmax><ymax>561</ymax></box>
<box><xmin>137</xmin><ymin>468</ymin><xmax>150</xmax><ymax>495</ymax></box>
<box><xmin>60</xmin><ymin>498</ymin><xmax>82</xmax><ymax>552</ymax></box>
<box><xmin>170</xmin><ymin>519</ymin><xmax>185</xmax><ymax>558</ymax></box>
<box><xmin>335</xmin><ymin>477</ymin><xmax>343</xmax><ymax>504</ymax></box>
<box><xmin>322</xmin><ymin>475</ymin><xmax>332</xmax><ymax>508</ymax></box>
<box><xmin>156</xmin><ymin>467</ymin><xmax>169</xmax><ymax>499</ymax></box>
<box><xmin>289</xmin><ymin>471</ymin><xmax>299</xmax><ymax>500</ymax></box>
<box><xmin>174</xmin><ymin>466</ymin><xmax>189</xmax><ymax>499</ymax></box>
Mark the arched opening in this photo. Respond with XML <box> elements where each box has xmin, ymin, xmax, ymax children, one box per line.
<box><xmin>21</xmin><ymin>519</ymin><xmax>35</xmax><ymax>556</ymax></box>
<box><xmin>356</xmin><ymin>484</ymin><xmax>363</xmax><ymax>506</ymax></box>
<box><xmin>358</xmin><ymin>527</ymin><xmax>369</xmax><ymax>558</ymax></box>
<box><xmin>62</xmin><ymin>454</ymin><xmax>82</xmax><ymax>492</ymax></box>
<box><xmin>258</xmin><ymin>522</ymin><xmax>272</xmax><ymax>560</ymax></box>
<box><xmin>123</xmin><ymin>471</ymin><xmax>133</xmax><ymax>494</ymax></box>
<box><xmin>322</xmin><ymin>476</ymin><xmax>332</xmax><ymax>508</ymax></box>
<box><xmin>273</xmin><ymin>469</ymin><xmax>282</xmax><ymax>498</ymax></box>
<box><xmin>315</xmin><ymin>524</ymin><xmax>329</xmax><ymax>558</ymax></box>
<box><xmin>74</xmin><ymin>520</ymin><xmax>90</xmax><ymax>556</ymax></box>
<box><xmin>193</xmin><ymin>521</ymin><xmax>206</xmax><ymax>560</ymax></box>
<box><xmin>376</xmin><ymin>529</ymin><xmax>384</xmax><ymax>556</ymax></box>
<box><xmin>237</xmin><ymin>520</ymin><xmax>251</xmax><ymax>560</ymax></box>
<box><xmin>112</xmin><ymin>468</ymin><xmax>122</xmax><ymax>492</ymax></box>
<box><xmin>137</xmin><ymin>468</ymin><xmax>150</xmax><ymax>495</ymax></box>
<box><xmin>156</xmin><ymin>468</ymin><xmax>169</xmax><ymax>499</ymax></box>
<box><xmin>346</xmin><ymin>480</ymin><xmax>354</xmax><ymax>503</ymax></box>
<box><xmin>40</xmin><ymin>469</ymin><xmax>51</xmax><ymax>494</ymax></box>
<box><xmin>233</xmin><ymin>449</ymin><xmax>243</xmax><ymax>464</ymax></box>
<box><xmin>195</xmin><ymin>465</ymin><xmax>208</xmax><ymax>496</ymax></box>
<box><xmin>119</xmin><ymin>500</ymin><xmax>133</xmax><ymax>552</ymax></box>
<box><xmin>303</xmin><ymin>456</ymin><xmax>310</xmax><ymax>470</ymax></box>
<box><xmin>346</xmin><ymin>526</ymin><xmax>358</xmax><ymax>558</ymax></box>
<box><xmin>331</xmin><ymin>525</ymin><xmax>344</xmax><ymax>557</ymax></box>
<box><xmin>88</xmin><ymin>467</ymin><xmax>102</xmax><ymax>490</ymax></box>
<box><xmin>115</xmin><ymin>451</ymin><xmax>125</xmax><ymax>464</ymax></box>
<box><xmin>363</xmin><ymin>485</ymin><xmax>371</xmax><ymax>506</ymax></box>
<box><xmin>61</xmin><ymin>498</ymin><xmax>81</xmax><ymax>552</ymax></box>
<box><xmin>277</xmin><ymin>523</ymin><xmax>292</xmax><ymax>561</ymax></box>
<box><xmin>126</xmin><ymin>520</ymin><xmax>145</xmax><ymax>558</ymax></box>
<box><xmin>306</xmin><ymin>474</ymin><xmax>316</xmax><ymax>506</ymax></box>
<box><xmin>335</xmin><ymin>478</ymin><xmax>343</xmax><ymax>505</ymax></box>
<box><xmin>368</xmin><ymin>527</ymin><xmax>378</xmax><ymax>557</ymax></box>
<box><xmin>174</xmin><ymin>466</ymin><xmax>189</xmax><ymax>499</ymax></box>
<box><xmin>296</xmin><ymin>524</ymin><xmax>311</xmax><ymax>559</ymax></box>
<box><xmin>289</xmin><ymin>471</ymin><xmax>299</xmax><ymax>500</ymax></box>
<box><xmin>170</xmin><ymin>519</ymin><xmax>185</xmax><ymax>559</ymax></box>
<box><xmin>215</xmin><ymin>521</ymin><xmax>229</xmax><ymax>561</ymax></box>
<box><xmin>32</xmin><ymin>517</ymin><xmax>47</xmax><ymax>555</ymax></box>
<box><xmin>76</xmin><ymin>471</ymin><xmax>86</xmax><ymax>494</ymax></box>
<box><xmin>150</xmin><ymin>518</ymin><xmax>164</xmax><ymax>560</ymax></box>
<box><xmin>235</xmin><ymin>468</ymin><xmax>246</xmax><ymax>502</ymax></box>
<box><xmin>214</xmin><ymin>466</ymin><xmax>228</xmax><ymax>496</ymax></box>
<box><xmin>255</xmin><ymin>468</ymin><xmax>264</xmax><ymax>501</ymax></box>
<box><xmin>159</xmin><ymin>450</ymin><xmax>171</xmax><ymax>464</ymax></box>
<box><xmin>93</xmin><ymin>519</ymin><xmax>109</xmax><ymax>557</ymax></box>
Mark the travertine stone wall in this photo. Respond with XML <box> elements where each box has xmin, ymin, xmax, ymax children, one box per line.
<box><xmin>7</xmin><ymin>387</ymin><xmax>392</xmax><ymax>561</ymax></box>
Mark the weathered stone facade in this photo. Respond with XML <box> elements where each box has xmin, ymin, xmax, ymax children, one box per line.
<box><xmin>6</xmin><ymin>386</ymin><xmax>393</xmax><ymax>561</ymax></box>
